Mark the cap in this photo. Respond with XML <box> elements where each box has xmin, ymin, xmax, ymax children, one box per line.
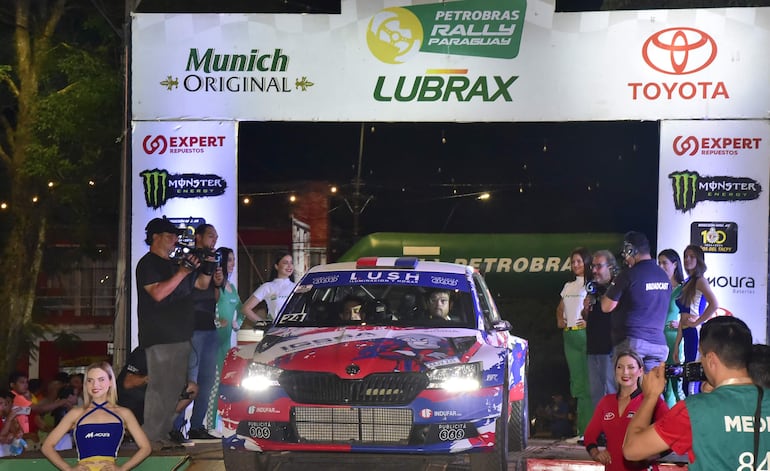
<box><xmin>125</xmin><ymin>347</ymin><xmax>147</xmax><ymax>376</ymax></box>
<box><xmin>145</xmin><ymin>217</ymin><xmax>183</xmax><ymax>236</ymax></box>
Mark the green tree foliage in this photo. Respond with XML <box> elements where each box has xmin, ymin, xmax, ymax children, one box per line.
<box><xmin>0</xmin><ymin>0</ymin><xmax>123</xmax><ymax>380</ymax></box>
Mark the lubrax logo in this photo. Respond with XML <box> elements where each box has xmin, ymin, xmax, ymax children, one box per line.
<box><xmin>629</xmin><ymin>27</ymin><xmax>727</xmax><ymax>101</ymax></box>
<box><xmin>669</xmin><ymin>170</ymin><xmax>762</xmax><ymax>212</ymax></box>
<box><xmin>373</xmin><ymin>72</ymin><xmax>517</xmax><ymax>102</ymax></box>
<box><xmin>673</xmin><ymin>136</ymin><xmax>762</xmax><ymax>156</ymax></box>
<box><xmin>139</xmin><ymin>169</ymin><xmax>227</xmax><ymax>209</ymax></box>
<box><xmin>142</xmin><ymin>135</ymin><xmax>226</xmax><ymax>155</ymax></box>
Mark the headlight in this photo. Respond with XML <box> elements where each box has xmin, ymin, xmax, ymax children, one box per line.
<box><xmin>241</xmin><ymin>362</ymin><xmax>283</xmax><ymax>391</ymax></box>
<box><xmin>426</xmin><ymin>362</ymin><xmax>481</xmax><ymax>392</ymax></box>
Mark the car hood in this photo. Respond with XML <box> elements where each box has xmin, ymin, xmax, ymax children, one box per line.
<box><xmin>250</xmin><ymin>326</ymin><xmax>484</xmax><ymax>376</ymax></box>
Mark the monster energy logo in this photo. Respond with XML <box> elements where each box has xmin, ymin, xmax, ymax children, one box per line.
<box><xmin>140</xmin><ymin>169</ymin><xmax>227</xmax><ymax>209</ymax></box>
<box><xmin>669</xmin><ymin>170</ymin><xmax>761</xmax><ymax>212</ymax></box>
<box><xmin>141</xmin><ymin>169</ymin><xmax>169</xmax><ymax>209</ymax></box>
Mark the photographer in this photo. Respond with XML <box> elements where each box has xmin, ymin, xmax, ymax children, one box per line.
<box><xmin>624</xmin><ymin>316</ymin><xmax>770</xmax><ymax>469</ymax></box>
<box><xmin>136</xmin><ymin>216</ymin><xmax>212</xmax><ymax>451</ymax></box>
<box><xmin>584</xmin><ymin>250</ymin><xmax>618</xmax><ymax>409</ymax></box>
<box><xmin>749</xmin><ymin>343</ymin><xmax>770</xmax><ymax>389</ymax></box>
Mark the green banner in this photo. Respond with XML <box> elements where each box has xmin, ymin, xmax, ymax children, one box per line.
<box><xmin>366</xmin><ymin>0</ymin><xmax>526</xmax><ymax>64</ymax></box>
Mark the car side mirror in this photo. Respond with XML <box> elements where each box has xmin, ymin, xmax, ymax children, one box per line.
<box><xmin>492</xmin><ymin>320</ymin><xmax>511</xmax><ymax>332</ymax></box>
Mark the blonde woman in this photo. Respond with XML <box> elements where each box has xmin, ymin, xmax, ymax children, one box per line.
<box><xmin>42</xmin><ymin>362</ymin><xmax>150</xmax><ymax>471</ymax></box>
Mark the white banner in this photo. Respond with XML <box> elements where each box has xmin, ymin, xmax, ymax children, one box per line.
<box><xmin>130</xmin><ymin>121</ymin><xmax>238</xmax><ymax>348</ymax></box>
<box><xmin>657</xmin><ymin>120</ymin><xmax>769</xmax><ymax>344</ymax></box>
<box><xmin>131</xmin><ymin>2</ymin><xmax>770</xmax><ymax>122</ymax></box>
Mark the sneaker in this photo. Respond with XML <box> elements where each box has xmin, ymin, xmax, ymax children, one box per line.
<box><xmin>564</xmin><ymin>435</ymin><xmax>583</xmax><ymax>444</ymax></box>
<box><xmin>169</xmin><ymin>430</ymin><xmax>190</xmax><ymax>444</ymax></box>
<box><xmin>188</xmin><ymin>428</ymin><xmax>219</xmax><ymax>441</ymax></box>
<box><xmin>152</xmin><ymin>440</ymin><xmax>185</xmax><ymax>452</ymax></box>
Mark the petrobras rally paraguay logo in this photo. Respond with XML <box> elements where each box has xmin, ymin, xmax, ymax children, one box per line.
<box><xmin>142</xmin><ymin>134</ymin><xmax>227</xmax><ymax>155</ymax></box>
<box><xmin>366</xmin><ymin>0</ymin><xmax>526</xmax><ymax>64</ymax></box>
<box><xmin>139</xmin><ymin>168</ymin><xmax>227</xmax><ymax>209</ymax></box>
<box><xmin>672</xmin><ymin>135</ymin><xmax>762</xmax><ymax>156</ymax></box>
<box><xmin>629</xmin><ymin>27</ymin><xmax>727</xmax><ymax>101</ymax></box>
<box><xmin>668</xmin><ymin>170</ymin><xmax>761</xmax><ymax>212</ymax></box>
<box><xmin>367</xmin><ymin>0</ymin><xmax>525</xmax><ymax>103</ymax></box>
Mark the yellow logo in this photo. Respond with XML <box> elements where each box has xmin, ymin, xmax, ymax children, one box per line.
<box><xmin>367</xmin><ymin>8</ymin><xmax>423</xmax><ymax>64</ymax></box>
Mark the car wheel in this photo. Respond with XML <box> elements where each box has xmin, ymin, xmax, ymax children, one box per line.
<box><xmin>222</xmin><ymin>443</ymin><xmax>271</xmax><ymax>471</ymax></box>
<box><xmin>508</xmin><ymin>364</ymin><xmax>529</xmax><ymax>452</ymax></box>
<box><xmin>469</xmin><ymin>363</ymin><xmax>509</xmax><ymax>471</ymax></box>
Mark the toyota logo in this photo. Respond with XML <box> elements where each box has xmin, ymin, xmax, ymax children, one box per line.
<box><xmin>642</xmin><ymin>27</ymin><xmax>717</xmax><ymax>75</ymax></box>
<box><xmin>345</xmin><ymin>364</ymin><xmax>360</xmax><ymax>376</ymax></box>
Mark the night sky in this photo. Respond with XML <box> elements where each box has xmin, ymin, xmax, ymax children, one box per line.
<box><xmin>238</xmin><ymin>121</ymin><xmax>661</xmax><ymax>239</ymax></box>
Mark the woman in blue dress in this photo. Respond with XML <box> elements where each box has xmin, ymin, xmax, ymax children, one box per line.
<box><xmin>42</xmin><ymin>362</ymin><xmax>151</xmax><ymax>471</ymax></box>
<box><xmin>673</xmin><ymin>245</ymin><xmax>719</xmax><ymax>395</ymax></box>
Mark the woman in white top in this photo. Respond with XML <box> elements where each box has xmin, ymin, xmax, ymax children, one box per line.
<box><xmin>556</xmin><ymin>247</ymin><xmax>591</xmax><ymax>438</ymax></box>
<box><xmin>241</xmin><ymin>252</ymin><xmax>296</xmax><ymax>322</ymax></box>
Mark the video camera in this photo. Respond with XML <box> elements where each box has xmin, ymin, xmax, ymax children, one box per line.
<box><xmin>169</xmin><ymin>243</ymin><xmax>221</xmax><ymax>274</ymax></box>
<box><xmin>665</xmin><ymin>362</ymin><xmax>706</xmax><ymax>382</ymax></box>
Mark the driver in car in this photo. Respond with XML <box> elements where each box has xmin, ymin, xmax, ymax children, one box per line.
<box><xmin>339</xmin><ymin>295</ymin><xmax>364</xmax><ymax>321</ymax></box>
<box><xmin>427</xmin><ymin>290</ymin><xmax>453</xmax><ymax>321</ymax></box>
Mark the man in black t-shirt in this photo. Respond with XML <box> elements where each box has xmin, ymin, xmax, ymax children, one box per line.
<box><xmin>584</xmin><ymin>249</ymin><xmax>617</xmax><ymax>409</ymax></box>
<box><xmin>601</xmin><ymin>231</ymin><xmax>671</xmax><ymax>372</ymax></box>
<box><xmin>186</xmin><ymin>223</ymin><xmax>224</xmax><ymax>440</ymax></box>
<box><xmin>136</xmin><ymin>216</ymin><xmax>212</xmax><ymax>449</ymax></box>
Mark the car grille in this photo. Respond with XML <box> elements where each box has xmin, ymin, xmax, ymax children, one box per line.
<box><xmin>279</xmin><ymin>371</ymin><xmax>429</xmax><ymax>405</ymax></box>
<box><xmin>293</xmin><ymin>407</ymin><xmax>413</xmax><ymax>444</ymax></box>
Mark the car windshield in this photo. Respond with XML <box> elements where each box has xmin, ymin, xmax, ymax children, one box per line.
<box><xmin>276</xmin><ymin>270</ymin><xmax>477</xmax><ymax>328</ymax></box>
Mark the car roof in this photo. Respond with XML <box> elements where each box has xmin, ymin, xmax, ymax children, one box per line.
<box><xmin>304</xmin><ymin>257</ymin><xmax>474</xmax><ymax>276</ymax></box>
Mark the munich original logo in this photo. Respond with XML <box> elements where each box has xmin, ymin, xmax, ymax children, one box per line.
<box><xmin>673</xmin><ymin>136</ymin><xmax>762</xmax><ymax>156</ymax></box>
<box><xmin>629</xmin><ymin>27</ymin><xmax>727</xmax><ymax>101</ymax></box>
<box><xmin>140</xmin><ymin>169</ymin><xmax>227</xmax><ymax>209</ymax></box>
<box><xmin>669</xmin><ymin>170</ymin><xmax>761</xmax><ymax>212</ymax></box>
<box><xmin>142</xmin><ymin>135</ymin><xmax>226</xmax><ymax>155</ymax></box>
<box><xmin>158</xmin><ymin>48</ymin><xmax>314</xmax><ymax>94</ymax></box>
<box><xmin>642</xmin><ymin>28</ymin><xmax>717</xmax><ymax>75</ymax></box>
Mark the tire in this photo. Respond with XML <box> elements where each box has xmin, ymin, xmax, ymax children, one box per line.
<box><xmin>508</xmin><ymin>361</ymin><xmax>529</xmax><ymax>452</ymax></box>
<box><xmin>222</xmin><ymin>443</ymin><xmax>271</xmax><ymax>471</ymax></box>
<box><xmin>469</xmin><ymin>363</ymin><xmax>509</xmax><ymax>471</ymax></box>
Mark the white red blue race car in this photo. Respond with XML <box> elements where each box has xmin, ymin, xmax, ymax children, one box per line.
<box><xmin>218</xmin><ymin>257</ymin><xmax>529</xmax><ymax>471</ymax></box>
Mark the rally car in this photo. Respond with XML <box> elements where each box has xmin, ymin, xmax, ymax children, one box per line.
<box><xmin>218</xmin><ymin>257</ymin><xmax>529</xmax><ymax>471</ymax></box>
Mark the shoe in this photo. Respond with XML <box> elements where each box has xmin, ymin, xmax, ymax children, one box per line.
<box><xmin>188</xmin><ymin>428</ymin><xmax>219</xmax><ymax>441</ymax></box>
<box><xmin>564</xmin><ymin>435</ymin><xmax>583</xmax><ymax>444</ymax></box>
<box><xmin>169</xmin><ymin>430</ymin><xmax>190</xmax><ymax>444</ymax></box>
<box><xmin>152</xmin><ymin>440</ymin><xmax>184</xmax><ymax>452</ymax></box>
